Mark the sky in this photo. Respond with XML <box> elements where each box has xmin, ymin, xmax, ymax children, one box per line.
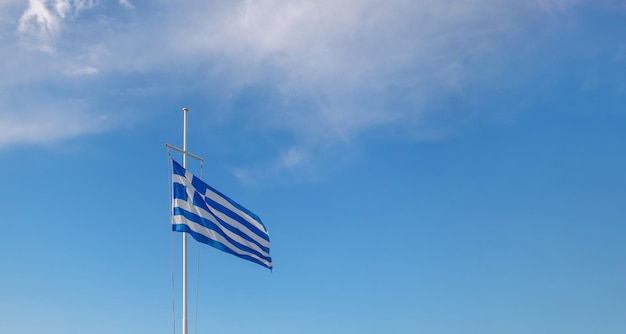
<box><xmin>0</xmin><ymin>0</ymin><xmax>625</xmax><ymax>333</ymax></box>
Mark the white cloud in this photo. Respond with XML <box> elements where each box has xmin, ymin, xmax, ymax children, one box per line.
<box><xmin>164</xmin><ymin>0</ymin><xmax>536</xmax><ymax>140</ymax></box>
<box><xmin>74</xmin><ymin>0</ymin><xmax>96</xmax><ymax>13</ymax></box>
<box><xmin>17</xmin><ymin>0</ymin><xmax>97</xmax><ymax>52</ymax></box>
<box><xmin>280</xmin><ymin>146</ymin><xmax>306</xmax><ymax>169</ymax></box>
<box><xmin>0</xmin><ymin>106</ymin><xmax>110</xmax><ymax>148</ymax></box>
<box><xmin>149</xmin><ymin>0</ymin><xmax>536</xmax><ymax>178</ymax></box>
<box><xmin>54</xmin><ymin>0</ymin><xmax>71</xmax><ymax>18</ymax></box>
<box><xmin>232</xmin><ymin>170</ymin><xmax>249</xmax><ymax>184</ymax></box>
<box><xmin>18</xmin><ymin>0</ymin><xmax>61</xmax><ymax>53</ymax></box>
<box><xmin>67</xmin><ymin>65</ymin><xmax>98</xmax><ymax>76</ymax></box>
<box><xmin>118</xmin><ymin>0</ymin><xmax>134</xmax><ymax>9</ymax></box>
<box><xmin>4</xmin><ymin>0</ymin><xmax>620</xmax><ymax>177</ymax></box>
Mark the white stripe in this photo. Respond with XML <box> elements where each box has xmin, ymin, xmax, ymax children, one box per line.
<box><xmin>173</xmin><ymin>198</ymin><xmax>270</xmax><ymax>257</ymax></box>
<box><xmin>203</xmin><ymin>187</ymin><xmax>267</xmax><ymax>234</ymax></box>
<box><xmin>204</xmin><ymin>202</ymin><xmax>270</xmax><ymax>248</ymax></box>
<box><xmin>173</xmin><ymin>215</ymin><xmax>272</xmax><ymax>268</ymax></box>
<box><xmin>173</xmin><ymin>173</ymin><xmax>190</xmax><ymax>185</ymax></box>
<box><xmin>174</xmin><ymin>199</ymin><xmax>270</xmax><ymax>257</ymax></box>
<box><xmin>173</xmin><ymin>174</ymin><xmax>270</xmax><ymax>248</ymax></box>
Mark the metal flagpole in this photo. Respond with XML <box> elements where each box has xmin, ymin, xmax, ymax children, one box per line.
<box><xmin>182</xmin><ymin>107</ymin><xmax>189</xmax><ymax>334</ymax></box>
<box><xmin>167</xmin><ymin>108</ymin><xmax>204</xmax><ymax>334</ymax></box>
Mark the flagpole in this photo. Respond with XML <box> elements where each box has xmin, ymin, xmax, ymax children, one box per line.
<box><xmin>182</xmin><ymin>107</ymin><xmax>189</xmax><ymax>334</ymax></box>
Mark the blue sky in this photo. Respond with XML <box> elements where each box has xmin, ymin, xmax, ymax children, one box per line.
<box><xmin>1</xmin><ymin>1</ymin><xmax>625</xmax><ymax>333</ymax></box>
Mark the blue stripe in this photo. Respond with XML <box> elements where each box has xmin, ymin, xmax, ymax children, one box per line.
<box><xmin>190</xmin><ymin>192</ymin><xmax>270</xmax><ymax>254</ymax></box>
<box><xmin>192</xmin><ymin>176</ymin><xmax>266</xmax><ymax>232</ymax></box>
<box><xmin>190</xmin><ymin>175</ymin><xmax>269</xmax><ymax>239</ymax></box>
<box><xmin>173</xmin><ymin>179</ymin><xmax>269</xmax><ymax>252</ymax></box>
<box><xmin>173</xmin><ymin>207</ymin><xmax>272</xmax><ymax>262</ymax></box>
<box><xmin>172</xmin><ymin>224</ymin><xmax>272</xmax><ymax>269</ymax></box>
<box><xmin>202</xmin><ymin>195</ymin><xmax>270</xmax><ymax>243</ymax></box>
<box><xmin>173</xmin><ymin>160</ymin><xmax>186</xmax><ymax>176</ymax></box>
<box><xmin>171</xmin><ymin>158</ymin><xmax>272</xmax><ymax>270</ymax></box>
<box><xmin>173</xmin><ymin>183</ymin><xmax>188</xmax><ymax>201</ymax></box>
<box><xmin>174</xmin><ymin>159</ymin><xmax>269</xmax><ymax>242</ymax></box>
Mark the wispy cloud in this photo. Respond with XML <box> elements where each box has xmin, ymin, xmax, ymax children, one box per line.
<box><xmin>18</xmin><ymin>0</ymin><xmax>62</xmax><ymax>53</ymax></box>
<box><xmin>159</xmin><ymin>0</ymin><xmax>547</xmax><ymax>178</ymax></box>
<box><xmin>3</xmin><ymin>0</ymin><xmax>622</xmax><ymax>179</ymax></box>
<box><xmin>0</xmin><ymin>0</ymin><xmax>134</xmax><ymax>150</ymax></box>
<box><xmin>17</xmin><ymin>0</ymin><xmax>97</xmax><ymax>53</ymax></box>
<box><xmin>118</xmin><ymin>0</ymin><xmax>134</xmax><ymax>10</ymax></box>
<box><xmin>233</xmin><ymin>146</ymin><xmax>314</xmax><ymax>185</ymax></box>
<box><xmin>0</xmin><ymin>103</ymin><xmax>110</xmax><ymax>149</ymax></box>
<box><xmin>280</xmin><ymin>146</ymin><xmax>307</xmax><ymax>169</ymax></box>
<box><xmin>66</xmin><ymin>65</ymin><xmax>98</xmax><ymax>76</ymax></box>
<box><xmin>164</xmin><ymin>1</ymin><xmax>537</xmax><ymax>137</ymax></box>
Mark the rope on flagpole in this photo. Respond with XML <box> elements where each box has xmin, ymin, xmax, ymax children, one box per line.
<box><xmin>167</xmin><ymin>151</ymin><xmax>177</xmax><ymax>334</ymax></box>
<box><xmin>194</xmin><ymin>160</ymin><xmax>204</xmax><ymax>334</ymax></box>
<box><xmin>195</xmin><ymin>239</ymin><xmax>200</xmax><ymax>334</ymax></box>
<box><xmin>165</xmin><ymin>145</ymin><xmax>205</xmax><ymax>334</ymax></box>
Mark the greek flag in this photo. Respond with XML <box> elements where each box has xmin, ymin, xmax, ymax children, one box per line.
<box><xmin>171</xmin><ymin>159</ymin><xmax>272</xmax><ymax>269</ymax></box>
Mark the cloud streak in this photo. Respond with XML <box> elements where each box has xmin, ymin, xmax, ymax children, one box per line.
<box><xmin>0</xmin><ymin>0</ymin><xmax>132</xmax><ymax>150</ymax></box>
<box><xmin>17</xmin><ymin>0</ymin><xmax>97</xmax><ymax>53</ymax></box>
<box><xmin>3</xmin><ymin>0</ymin><xmax>622</xmax><ymax>180</ymax></box>
<box><xmin>118</xmin><ymin>0</ymin><xmax>134</xmax><ymax>10</ymax></box>
<box><xmin>163</xmin><ymin>1</ymin><xmax>549</xmax><ymax>137</ymax></box>
<box><xmin>157</xmin><ymin>0</ymin><xmax>561</xmax><ymax>177</ymax></box>
<box><xmin>0</xmin><ymin>104</ymin><xmax>110</xmax><ymax>149</ymax></box>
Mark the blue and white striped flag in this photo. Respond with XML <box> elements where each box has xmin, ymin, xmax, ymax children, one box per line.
<box><xmin>171</xmin><ymin>159</ymin><xmax>272</xmax><ymax>269</ymax></box>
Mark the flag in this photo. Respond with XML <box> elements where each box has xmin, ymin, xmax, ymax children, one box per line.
<box><xmin>171</xmin><ymin>159</ymin><xmax>272</xmax><ymax>269</ymax></box>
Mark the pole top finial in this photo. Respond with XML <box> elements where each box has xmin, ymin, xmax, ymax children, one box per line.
<box><xmin>182</xmin><ymin>107</ymin><xmax>189</xmax><ymax>112</ymax></box>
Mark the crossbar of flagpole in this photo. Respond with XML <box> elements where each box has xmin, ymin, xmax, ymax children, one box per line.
<box><xmin>165</xmin><ymin>144</ymin><xmax>204</xmax><ymax>162</ymax></box>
